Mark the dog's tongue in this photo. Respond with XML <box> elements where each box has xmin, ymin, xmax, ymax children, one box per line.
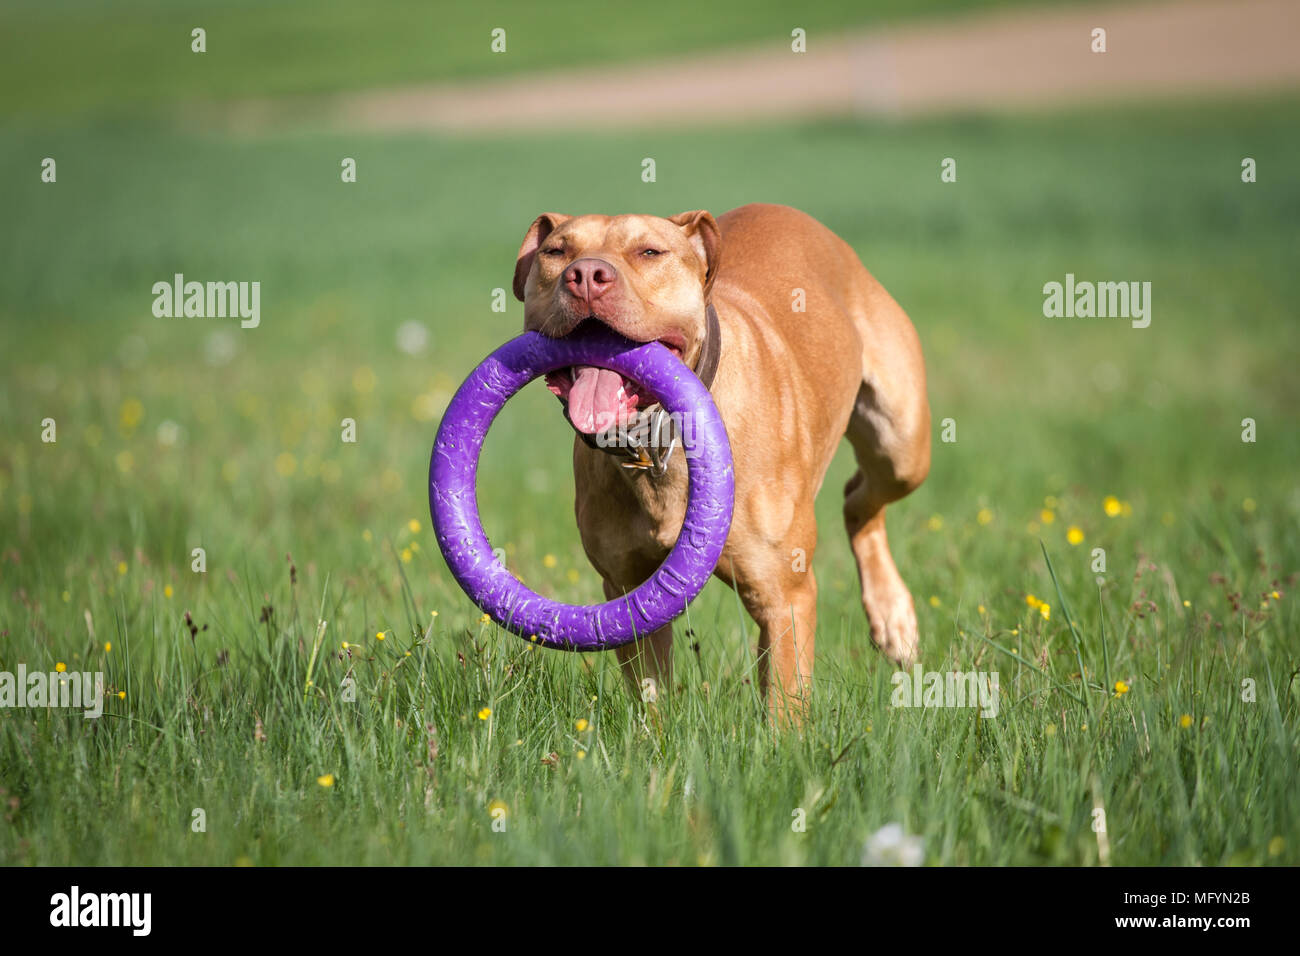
<box><xmin>568</xmin><ymin>365</ymin><xmax>624</xmax><ymax>434</ymax></box>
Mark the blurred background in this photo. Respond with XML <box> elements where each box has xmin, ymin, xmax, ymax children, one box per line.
<box><xmin>1</xmin><ymin>0</ymin><xmax>1297</xmax><ymax>676</ymax></box>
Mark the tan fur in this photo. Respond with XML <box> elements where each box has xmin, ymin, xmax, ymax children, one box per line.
<box><xmin>515</xmin><ymin>203</ymin><xmax>929</xmax><ymax>723</ymax></box>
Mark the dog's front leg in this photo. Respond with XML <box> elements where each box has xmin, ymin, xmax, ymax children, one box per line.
<box><xmin>723</xmin><ymin>544</ymin><xmax>818</xmax><ymax>727</ymax></box>
<box><xmin>603</xmin><ymin>579</ymin><xmax>673</xmax><ymax>704</ymax></box>
<box><xmin>748</xmin><ymin>576</ymin><xmax>817</xmax><ymax>727</ymax></box>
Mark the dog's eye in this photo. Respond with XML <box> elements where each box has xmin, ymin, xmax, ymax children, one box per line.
<box><xmin>640</xmin><ymin>248</ymin><xmax>666</xmax><ymax>257</ymax></box>
<box><xmin>541</xmin><ymin>246</ymin><xmax>565</xmax><ymax>257</ymax></box>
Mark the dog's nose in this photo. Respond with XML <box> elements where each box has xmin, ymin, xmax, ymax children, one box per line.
<box><xmin>563</xmin><ymin>258</ymin><xmax>617</xmax><ymax>305</ymax></box>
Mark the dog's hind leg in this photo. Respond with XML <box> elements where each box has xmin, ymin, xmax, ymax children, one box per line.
<box><xmin>842</xmin><ymin>363</ymin><xmax>930</xmax><ymax>668</ymax></box>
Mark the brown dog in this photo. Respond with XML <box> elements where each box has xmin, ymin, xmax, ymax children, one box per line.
<box><xmin>514</xmin><ymin>203</ymin><xmax>929</xmax><ymax>721</ymax></box>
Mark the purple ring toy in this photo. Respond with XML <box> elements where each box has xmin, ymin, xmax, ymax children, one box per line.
<box><xmin>429</xmin><ymin>323</ymin><xmax>734</xmax><ymax>650</ymax></box>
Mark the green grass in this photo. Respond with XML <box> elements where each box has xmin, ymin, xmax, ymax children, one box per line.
<box><xmin>1</xmin><ymin>96</ymin><xmax>1298</xmax><ymax>865</ymax></box>
<box><xmin>0</xmin><ymin>0</ymin><xmax>1066</xmax><ymax>120</ymax></box>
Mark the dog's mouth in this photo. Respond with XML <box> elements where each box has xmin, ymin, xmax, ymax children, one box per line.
<box><xmin>544</xmin><ymin>337</ymin><xmax>684</xmax><ymax>435</ymax></box>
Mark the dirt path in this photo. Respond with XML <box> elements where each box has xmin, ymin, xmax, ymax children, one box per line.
<box><xmin>222</xmin><ymin>0</ymin><xmax>1300</xmax><ymax>133</ymax></box>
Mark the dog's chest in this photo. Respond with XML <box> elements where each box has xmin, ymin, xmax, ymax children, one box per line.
<box><xmin>625</xmin><ymin>467</ymin><xmax>690</xmax><ymax>551</ymax></box>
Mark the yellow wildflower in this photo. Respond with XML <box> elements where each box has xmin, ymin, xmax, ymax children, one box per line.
<box><xmin>119</xmin><ymin>398</ymin><xmax>144</xmax><ymax>430</ymax></box>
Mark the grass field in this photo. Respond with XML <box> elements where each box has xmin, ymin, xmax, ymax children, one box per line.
<box><xmin>1</xmin><ymin>93</ymin><xmax>1298</xmax><ymax>864</ymax></box>
<box><xmin>0</xmin><ymin>0</ymin><xmax>1066</xmax><ymax>119</ymax></box>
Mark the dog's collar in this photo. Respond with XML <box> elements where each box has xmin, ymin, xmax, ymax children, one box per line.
<box><xmin>565</xmin><ymin>303</ymin><xmax>721</xmax><ymax>477</ymax></box>
<box><xmin>693</xmin><ymin>301</ymin><xmax>722</xmax><ymax>393</ymax></box>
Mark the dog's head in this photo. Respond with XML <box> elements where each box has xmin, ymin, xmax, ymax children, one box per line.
<box><xmin>513</xmin><ymin>210</ymin><xmax>721</xmax><ymax>435</ymax></box>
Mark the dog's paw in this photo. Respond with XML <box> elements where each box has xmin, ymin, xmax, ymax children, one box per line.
<box><xmin>868</xmin><ymin>592</ymin><xmax>919</xmax><ymax>668</ymax></box>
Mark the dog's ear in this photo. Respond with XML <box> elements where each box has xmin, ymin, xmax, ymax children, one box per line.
<box><xmin>668</xmin><ymin>210</ymin><xmax>722</xmax><ymax>298</ymax></box>
<box><xmin>513</xmin><ymin>213</ymin><xmax>571</xmax><ymax>302</ymax></box>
